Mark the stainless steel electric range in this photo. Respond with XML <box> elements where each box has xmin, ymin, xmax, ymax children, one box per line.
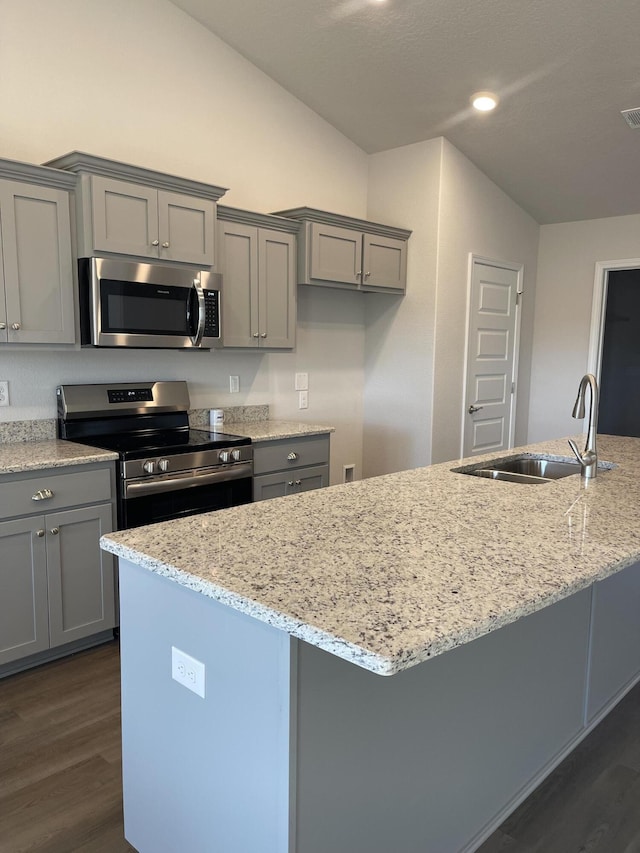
<box><xmin>57</xmin><ymin>381</ymin><xmax>252</xmax><ymax>530</ymax></box>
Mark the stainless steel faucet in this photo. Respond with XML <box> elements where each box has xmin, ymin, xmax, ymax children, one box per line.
<box><xmin>568</xmin><ymin>373</ymin><xmax>599</xmax><ymax>479</ymax></box>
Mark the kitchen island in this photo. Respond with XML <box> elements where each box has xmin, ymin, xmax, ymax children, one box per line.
<box><xmin>101</xmin><ymin>435</ymin><xmax>640</xmax><ymax>853</ymax></box>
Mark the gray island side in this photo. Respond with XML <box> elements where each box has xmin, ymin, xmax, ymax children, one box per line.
<box><xmin>101</xmin><ymin>435</ymin><xmax>640</xmax><ymax>853</ymax></box>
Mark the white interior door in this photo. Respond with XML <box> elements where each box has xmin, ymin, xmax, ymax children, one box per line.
<box><xmin>463</xmin><ymin>258</ymin><xmax>523</xmax><ymax>457</ymax></box>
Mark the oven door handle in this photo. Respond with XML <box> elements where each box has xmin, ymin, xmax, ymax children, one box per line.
<box><xmin>124</xmin><ymin>463</ymin><xmax>253</xmax><ymax>498</ymax></box>
<box><xmin>190</xmin><ymin>279</ymin><xmax>206</xmax><ymax>348</ymax></box>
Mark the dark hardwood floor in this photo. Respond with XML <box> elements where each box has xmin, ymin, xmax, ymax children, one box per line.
<box><xmin>0</xmin><ymin>642</ymin><xmax>133</xmax><ymax>853</ymax></box>
<box><xmin>1</xmin><ymin>641</ymin><xmax>640</xmax><ymax>852</ymax></box>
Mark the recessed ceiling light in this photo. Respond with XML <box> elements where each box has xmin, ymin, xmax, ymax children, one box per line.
<box><xmin>471</xmin><ymin>92</ymin><xmax>499</xmax><ymax>112</ymax></box>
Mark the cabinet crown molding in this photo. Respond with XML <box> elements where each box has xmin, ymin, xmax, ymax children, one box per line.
<box><xmin>44</xmin><ymin>151</ymin><xmax>228</xmax><ymax>202</ymax></box>
<box><xmin>273</xmin><ymin>207</ymin><xmax>412</xmax><ymax>241</ymax></box>
<box><xmin>217</xmin><ymin>205</ymin><xmax>299</xmax><ymax>233</ymax></box>
<box><xmin>0</xmin><ymin>158</ymin><xmax>76</xmax><ymax>190</ymax></box>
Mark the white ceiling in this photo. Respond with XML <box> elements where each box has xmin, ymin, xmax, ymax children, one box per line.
<box><xmin>170</xmin><ymin>0</ymin><xmax>640</xmax><ymax>224</ymax></box>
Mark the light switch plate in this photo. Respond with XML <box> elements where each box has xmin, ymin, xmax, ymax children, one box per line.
<box><xmin>298</xmin><ymin>390</ymin><xmax>308</xmax><ymax>409</ymax></box>
<box><xmin>229</xmin><ymin>375</ymin><xmax>240</xmax><ymax>393</ymax></box>
<box><xmin>295</xmin><ymin>372</ymin><xmax>309</xmax><ymax>391</ymax></box>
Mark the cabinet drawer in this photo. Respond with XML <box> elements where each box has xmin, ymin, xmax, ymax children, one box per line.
<box><xmin>253</xmin><ymin>435</ymin><xmax>330</xmax><ymax>476</ymax></box>
<box><xmin>0</xmin><ymin>466</ymin><xmax>112</xmax><ymax>520</ymax></box>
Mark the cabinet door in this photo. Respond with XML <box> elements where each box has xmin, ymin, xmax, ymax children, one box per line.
<box><xmin>309</xmin><ymin>222</ymin><xmax>362</xmax><ymax>286</ymax></box>
<box><xmin>0</xmin><ymin>180</ymin><xmax>75</xmax><ymax>344</ymax></box>
<box><xmin>253</xmin><ymin>472</ymin><xmax>290</xmax><ymax>502</ymax></box>
<box><xmin>586</xmin><ymin>560</ymin><xmax>640</xmax><ymax>722</ymax></box>
<box><xmin>90</xmin><ymin>176</ymin><xmax>159</xmax><ymax>259</ymax></box>
<box><xmin>258</xmin><ymin>229</ymin><xmax>296</xmax><ymax>349</ymax></box>
<box><xmin>361</xmin><ymin>233</ymin><xmax>407</xmax><ymax>292</ymax></box>
<box><xmin>0</xmin><ymin>516</ymin><xmax>49</xmax><ymax>665</ymax></box>
<box><xmin>294</xmin><ymin>465</ymin><xmax>329</xmax><ymax>493</ymax></box>
<box><xmin>219</xmin><ymin>221</ymin><xmax>259</xmax><ymax>348</ymax></box>
<box><xmin>46</xmin><ymin>503</ymin><xmax>116</xmax><ymax>648</ymax></box>
<box><xmin>158</xmin><ymin>191</ymin><xmax>215</xmax><ymax>266</ymax></box>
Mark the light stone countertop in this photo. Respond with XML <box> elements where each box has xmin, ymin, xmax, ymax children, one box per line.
<box><xmin>100</xmin><ymin>434</ymin><xmax>640</xmax><ymax>676</ymax></box>
<box><xmin>0</xmin><ymin>439</ymin><xmax>118</xmax><ymax>475</ymax></box>
<box><xmin>222</xmin><ymin>420</ymin><xmax>334</xmax><ymax>442</ymax></box>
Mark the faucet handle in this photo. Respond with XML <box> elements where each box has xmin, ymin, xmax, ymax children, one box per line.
<box><xmin>568</xmin><ymin>439</ymin><xmax>583</xmax><ymax>465</ymax></box>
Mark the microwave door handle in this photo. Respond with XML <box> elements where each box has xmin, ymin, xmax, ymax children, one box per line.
<box><xmin>190</xmin><ymin>280</ymin><xmax>206</xmax><ymax>347</ymax></box>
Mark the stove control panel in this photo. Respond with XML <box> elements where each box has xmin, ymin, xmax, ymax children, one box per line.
<box><xmin>108</xmin><ymin>388</ymin><xmax>154</xmax><ymax>404</ymax></box>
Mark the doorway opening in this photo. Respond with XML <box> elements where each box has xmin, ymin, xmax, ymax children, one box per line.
<box><xmin>588</xmin><ymin>259</ymin><xmax>640</xmax><ymax>436</ymax></box>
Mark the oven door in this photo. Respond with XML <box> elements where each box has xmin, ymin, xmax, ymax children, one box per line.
<box><xmin>119</xmin><ymin>464</ymin><xmax>253</xmax><ymax>529</ymax></box>
<box><xmin>79</xmin><ymin>258</ymin><xmax>220</xmax><ymax>348</ymax></box>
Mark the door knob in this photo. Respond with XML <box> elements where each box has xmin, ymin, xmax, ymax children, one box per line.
<box><xmin>468</xmin><ymin>404</ymin><xmax>484</xmax><ymax>414</ymax></box>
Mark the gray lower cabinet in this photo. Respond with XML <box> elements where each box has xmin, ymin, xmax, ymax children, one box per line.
<box><xmin>217</xmin><ymin>207</ymin><xmax>297</xmax><ymax>349</ymax></box>
<box><xmin>0</xmin><ymin>170</ymin><xmax>75</xmax><ymax>344</ymax></box>
<box><xmin>0</xmin><ymin>464</ymin><xmax>117</xmax><ymax>668</ymax></box>
<box><xmin>273</xmin><ymin>207</ymin><xmax>411</xmax><ymax>293</ymax></box>
<box><xmin>253</xmin><ymin>434</ymin><xmax>330</xmax><ymax>502</ymax></box>
<box><xmin>586</xmin><ymin>559</ymin><xmax>640</xmax><ymax>722</ymax></box>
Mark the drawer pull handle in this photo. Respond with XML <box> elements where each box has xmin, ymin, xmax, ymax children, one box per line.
<box><xmin>287</xmin><ymin>452</ymin><xmax>299</xmax><ymax>462</ymax></box>
<box><xmin>32</xmin><ymin>488</ymin><xmax>54</xmax><ymax>501</ymax></box>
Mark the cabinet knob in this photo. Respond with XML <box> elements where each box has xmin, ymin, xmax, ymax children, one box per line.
<box><xmin>162</xmin><ymin>242</ymin><xmax>170</xmax><ymax>249</ymax></box>
<box><xmin>260</xmin><ymin>333</ymin><xmax>267</xmax><ymax>339</ymax></box>
<box><xmin>151</xmin><ymin>239</ymin><xmax>160</xmax><ymax>247</ymax></box>
<box><xmin>287</xmin><ymin>481</ymin><xmax>294</xmax><ymax>487</ymax></box>
<box><xmin>50</xmin><ymin>527</ymin><xmax>59</xmax><ymax>535</ymax></box>
<box><xmin>32</xmin><ymin>488</ymin><xmax>54</xmax><ymax>501</ymax></box>
<box><xmin>253</xmin><ymin>332</ymin><xmax>259</xmax><ymax>338</ymax></box>
<box><xmin>0</xmin><ymin>322</ymin><xmax>6</xmax><ymax>330</ymax></box>
<box><xmin>355</xmin><ymin>270</ymin><xmax>362</xmax><ymax>279</ymax></box>
<box><xmin>295</xmin><ymin>480</ymin><xmax>301</xmax><ymax>486</ymax></box>
<box><xmin>35</xmin><ymin>529</ymin><xmax>45</xmax><ymax>538</ymax></box>
<box><xmin>364</xmin><ymin>271</ymin><xmax>371</xmax><ymax>279</ymax></box>
<box><xmin>11</xmin><ymin>322</ymin><xmax>20</xmax><ymax>331</ymax></box>
<box><xmin>287</xmin><ymin>452</ymin><xmax>299</xmax><ymax>462</ymax></box>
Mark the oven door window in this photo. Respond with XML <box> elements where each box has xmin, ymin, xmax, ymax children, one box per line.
<box><xmin>100</xmin><ymin>279</ymin><xmax>197</xmax><ymax>337</ymax></box>
<box><xmin>120</xmin><ymin>477</ymin><xmax>253</xmax><ymax>529</ymax></box>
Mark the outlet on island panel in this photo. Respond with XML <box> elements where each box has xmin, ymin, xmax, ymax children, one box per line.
<box><xmin>0</xmin><ymin>381</ymin><xmax>9</xmax><ymax>406</ymax></box>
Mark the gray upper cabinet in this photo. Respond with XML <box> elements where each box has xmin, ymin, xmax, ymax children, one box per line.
<box><xmin>45</xmin><ymin>152</ymin><xmax>227</xmax><ymax>267</ymax></box>
<box><xmin>217</xmin><ymin>207</ymin><xmax>297</xmax><ymax>349</ymax></box>
<box><xmin>90</xmin><ymin>177</ymin><xmax>215</xmax><ymax>265</ymax></box>
<box><xmin>0</xmin><ymin>162</ymin><xmax>76</xmax><ymax>345</ymax></box>
<box><xmin>274</xmin><ymin>207</ymin><xmax>411</xmax><ymax>293</ymax></box>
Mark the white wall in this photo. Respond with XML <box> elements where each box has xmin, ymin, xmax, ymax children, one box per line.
<box><xmin>363</xmin><ymin>139</ymin><xmax>442</xmax><ymax>477</ymax></box>
<box><xmin>432</xmin><ymin>139</ymin><xmax>540</xmax><ymax>463</ymax></box>
<box><xmin>529</xmin><ymin>213</ymin><xmax>640</xmax><ymax>442</ymax></box>
<box><xmin>0</xmin><ymin>0</ymin><xmax>368</xmax><ymax>484</ymax></box>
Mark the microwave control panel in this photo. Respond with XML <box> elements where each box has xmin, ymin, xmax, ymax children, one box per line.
<box><xmin>203</xmin><ymin>290</ymin><xmax>220</xmax><ymax>338</ymax></box>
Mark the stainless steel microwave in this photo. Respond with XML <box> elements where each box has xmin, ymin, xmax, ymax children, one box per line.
<box><xmin>78</xmin><ymin>257</ymin><xmax>221</xmax><ymax>349</ymax></box>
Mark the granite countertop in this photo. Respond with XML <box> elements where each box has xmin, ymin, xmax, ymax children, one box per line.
<box><xmin>223</xmin><ymin>420</ymin><xmax>334</xmax><ymax>442</ymax></box>
<box><xmin>0</xmin><ymin>439</ymin><xmax>118</xmax><ymax>474</ymax></box>
<box><xmin>100</xmin><ymin>434</ymin><xmax>640</xmax><ymax>677</ymax></box>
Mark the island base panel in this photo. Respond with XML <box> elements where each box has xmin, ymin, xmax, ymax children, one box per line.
<box><xmin>118</xmin><ymin>557</ymin><xmax>600</xmax><ymax>852</ymax></box>
<box><xmin>294</xmin><ymin>589</ymin><xmax>591</xmax><ymax>852</ymax></box>
<box><xmin>118</xmin><ymin>559</ymin><xmax>293</xmax><ymax>853</ymax></box>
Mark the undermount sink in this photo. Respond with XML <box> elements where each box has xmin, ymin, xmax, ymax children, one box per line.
<box><xmin>454</xmin><ymin>455</ymin><xmax>583</xmax><ymax>485</ymax></box>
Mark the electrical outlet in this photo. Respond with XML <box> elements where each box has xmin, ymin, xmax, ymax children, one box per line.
<box><xmin>0</xmin><ymin>381</ymin><xmax>9</xmax><ymax>407</ymax></box>
<box><xmin>298</xmin><ymin>390</ymin><xmax>308</xmax><ymax>409</ymax></box>
<box><xmin>171</xmin><ymin>646</ymin><xmax>205</xmax><ymax>698</ymax></box>
<box><xmin>294</xmin><ymin>372</ymin><xmax>308</xmax><ymax>391</ymax></box>
<box><xmin>229</xmin><ymin>375</ymin><xmax>240</xmax><ymax>393</ymax></box>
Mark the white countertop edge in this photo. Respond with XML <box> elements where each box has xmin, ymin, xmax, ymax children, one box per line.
<box><xmin>101</xmin><ymin>535</ymin><xmax>640</xmax><ymax>676</ymax></box>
